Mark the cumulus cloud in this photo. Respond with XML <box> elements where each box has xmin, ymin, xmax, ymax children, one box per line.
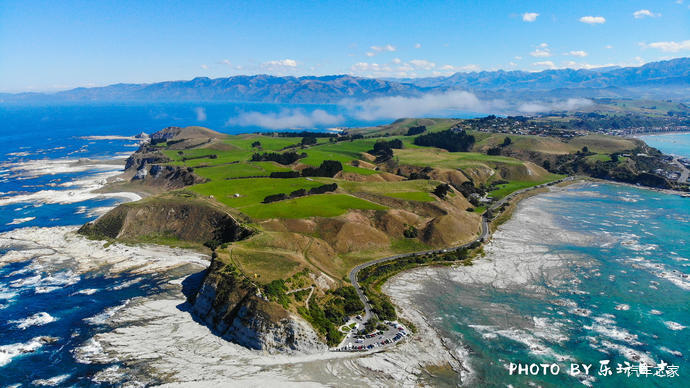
<box><xmin>409</xmin><ymin>59</ymin><xmax>436</xmax><ymax>70</ymax></box>
<box><xmin>343</xmin><ymin>91</ymin><xmax>500</xmax><ymax>121</ymax></box>
<box><xmin>531</xmin><ymin>48</ymin><xmax>551</xmax><ymax>57</ymax></box>
<box><xmin>518</xmin><ymin>98</ymin><xmax>593</xmax><ymax>113</ymax></box>
<box><xmin>220</xmin><ymin>59</ymin><xmax>232</xmax><ymax>65</ymax></box>
<box><xmin>263</xmin><ymin>59</ymin><xmax>297</xmax><ymax>67</ymax></box>
<box><xmin>194</xmin><ymin>107</ymin><xmax>207</xmax><ymax>121</ymax></box>
<box><xmin>633</xmin><ymin>9</ymin><xmax>660</xmax><ymax>18</ymax></box>
<box><xmin>227</xmin><ymin>109</ymin><xmax>343</xmax><ymax>129</ymax></box>
<box><xmin>640</xmin><ymin>40</ymin><xmax>690</xmax><ymax>52</ymax></box>
<box><xmin>567</xmin><ymin>50</ymin><xmax>588</xmax><ymax>57</ymax></box>
<box><xmin>392</xmin><ymin>58</ymin><xmax>401</xmax><ymax>64</ymax></box>
<box><xmin>200</xmin><ymin>64</ymin><xmax>208</xmax><ymax>69</ymax></box>
<box><xmin>368</xmin><ymin>44</ymin><xmax>396</xmax><ymax>56</ymax></box>
<box><xmin>579</xmin><ymin>16</ymin><xmax>606</xmax><ymax>24</ymax></box>
<box><xmin>414</xmin><ymin>43</ymin><xmax>421</xmax><ymax>49</ymax></box>
<box><xmin>522</xmin><ymin>12</ymin><xmax>539</xmax><ymax>22</ymax></box>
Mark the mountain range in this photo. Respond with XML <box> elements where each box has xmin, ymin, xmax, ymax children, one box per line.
<box><xmin>2</xmin><ymin>58</ymin><xmax>689</xmax><ymax>104</ymax></box>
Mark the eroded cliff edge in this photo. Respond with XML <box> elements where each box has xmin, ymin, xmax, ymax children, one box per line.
<box><xmin>78</xmin><ymin>191</ymin><xmax>328</xmax><ymax>353</ymax></box>
<box><xmin>190</xmin><ymin>259</ymin><xmax>327</xmax><ymax>353</ymax></box>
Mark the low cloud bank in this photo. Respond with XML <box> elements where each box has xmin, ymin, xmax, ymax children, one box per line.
<box><xmin>226</xmin><ymin>92</ymin><xmax>594</xmax><ymax>129</ymax></box>
<box><xmin>343</xmin><ymin>91</ymin><xmax>503</xmax><ymax>121</ymax></box>
<box><xmin>227</xmin><ymin>109</ymin><xmax>343</xmax><ymax>129</ymax></box>
<box><xmin>517</xmin><ymin>98</ymin><xmax>593</xmax><ymax>113</ymax></box>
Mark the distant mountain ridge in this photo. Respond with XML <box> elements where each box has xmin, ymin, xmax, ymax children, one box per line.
<box><xmin>2</xmin><ymin>58</ymin><xmax>689</xmax><ymax>103</ymax></box>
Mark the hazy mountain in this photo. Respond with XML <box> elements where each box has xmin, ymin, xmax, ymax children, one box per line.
<box><xmin>1</xmin><ymin>58</ymin><xmax>688</xmax><ymax>104</ymax></box>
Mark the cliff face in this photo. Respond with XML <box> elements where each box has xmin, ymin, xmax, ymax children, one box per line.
<box><xmin>190</xmin><ymin>260</ymin><xmax>327</xmax><ymax>353</ymax></box>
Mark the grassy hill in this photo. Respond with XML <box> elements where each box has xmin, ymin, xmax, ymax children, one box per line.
<box><xmin>93</xmin><ymin>120</ymin><xmax>669</xmax><ymax>345</ymax></box>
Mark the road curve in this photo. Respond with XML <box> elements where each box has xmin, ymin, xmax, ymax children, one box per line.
<box><xmin>348</xmin><ymin>178</ymin><xmax>567</xmax><ymax>323</ymax></box>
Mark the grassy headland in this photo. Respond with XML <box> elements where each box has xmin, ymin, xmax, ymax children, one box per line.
<box><xmin>89</xmin><ymin>114</ymin><xmax>688</xmax><ymax>346</ymax></box>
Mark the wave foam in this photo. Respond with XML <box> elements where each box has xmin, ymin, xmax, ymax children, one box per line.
<box><xmin>10</xmin><ymin>312</ymin><xmax>57</xmax><ymax>329</ymax></box>
<box><xmin>0</xmin><ymin>336</ymin><xmax>56</xmax><ymax>366</ymax></box>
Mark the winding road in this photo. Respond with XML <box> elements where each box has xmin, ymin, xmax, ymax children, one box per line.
<box><xmin>348</xmin><ymin>178</ymin><xmax>568</xmax><ymax>323</ymax></box>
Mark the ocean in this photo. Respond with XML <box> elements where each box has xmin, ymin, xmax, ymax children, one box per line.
<box><xmin>0</xmin><ymin>102</ymin><xmax>380</xmax><ymax>386</ymax></box>
<box><xmin>0</xmin><ymin>103</ymin><xmax>687</xmax><ymax>386</ymax></box>
<box><xmin>639</xmin><ymin>133</ymin><xmax>690</xmax><ymax>158</ymax></box>
<box><xmin>398</xmin><ymin>182</ymin><xmax>689</xmax><ymax>387</ymax></box>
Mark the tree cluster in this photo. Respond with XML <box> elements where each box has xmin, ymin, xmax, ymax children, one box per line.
<box><xmin>251</xmin><ymin>151</ymin><xmax>306</xmax><ymax>165</ymax></box>
<box><xmin>406</xmin><ymin>125</ymin><xmax>427</xmax><ymax>136</ymax></box>
<box><xmin>301</xmin><ymin>136</ymin><xmax>317</xmax><ymax>146</ymax></box>
<box><xmin>368</xmin><ymin>139</ymin><xmax>403</xmax><ymax>162</ymax></box>
<box><xmin>432</xmin><ymin>183</ymin><xmax>451</xmax><ymax>199</ymax></box>
<box><xmin>413</xmin><ymin>129</ymin><xmax>475</xmax><ymax>152</ymax></box>
<box><xmin>262</xmin><ymin>183</ymin><xmax>338</xmax><ymax>203</ymax></box>
<box><xmin>301</xmin><ymin>160</ymin><xmax>344</xmax><ymax>177</ymax></box>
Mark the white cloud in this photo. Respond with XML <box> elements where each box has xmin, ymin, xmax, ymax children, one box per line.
<box><xmin>522</xmin><ymin>12</ymin><xmax>539</xmax><ymax>22</ymax></box>
<box><xmin>366</xmin><ymin>52</ymin><xmax>375</xmax><ymax>57</ymax></box>
<box><xmin>220</xmin><ymin>59</ymin><xmax>231</xmax><ymax>65</ymax></box>
<box><xmin>263</xmin><ymin>59</ymin><xmax>297</xmax><ymax>67</ymax></box>
<box><xmin>414</xmin><ymin>43</ymin><xmax>421</xmax><ymax>49</ymax></box>
<box><xmin>351</xmin><ymin>62</ymin><xmax>392</xmax><ymax>73</ymax></box>
<box><xmin>633</xmin><ymin>9</ymin><xmax>660</xmax><ymax>19</ymax></box>
<box><xmin>567</xmin><ymin>50</ymin><xmax>588</xmax><ymax>57</ymax></box>
<box><xmin>579</xmin><ymin>16</ymin><xmax>606</xmax><ymax>24</ymax></box>
<box><xmin>227</xmin><ymin>109</ymin><xmax>343</xmax><ymax>129</ymax></box>
<box><xmin>440</xmin><ymin>64</ymin><xmax>480</xmax><ymax>72</ymax></box>
<box><xmin>194</xmin><ymin>107</ymin><xmax>207</xmax><ymax>121</ymax></box>
<box><xmin>532</xmin><ymin>61</ymin><xmax>556</xmax><ymax>69</ymax></box>
<box><xmin>343</xmin><ymin>91</ymin><xmax>499</xmax><ymax>120</ymax></box>
<box><xmin>392</xmin><ymin>58</ymin><xmax>401</xmax><ymax>64</ymax></box>
<box><xmin>640</xmin><ymin>40</ymin><xmax>690</xmax><ymax>52</ymax></box>
<box><xmin>514</xmin><ymin>56</ymin><xmax>523</xmax><ymax>60</ymax></box>
<box><xmin>604</xmin><ymin>45</ymin><xmax>613</xmax><ymax>49</ymax></box>
<box><xmin>397</xmin><ymin>63</ymin><xmax>414</xmax><ymax>72</ymax></box>
<box><xmin>200</xmin><ymin>64</ymin><xmax>208</xmax><ymax>70</ymax></box>
<box><xmin>370</xmin><ymin>44</ymin><xmax>396</xmax><ymax>52</ymax></box>
<box><xmin>518</xmin><ymin>98</ymin><xmax>593</xmax><ymax>113</ymax></box>
<box><xmin>562</xmin><ymin>61</ymin><xmax>612</xmax><ymax>70</ymax></box>
<box><xmin>409</xmin><ymin>59</ymin><xmax>436</xmax><ymax>70</ymax></box>
<box><xmin>530</xmin><ymin>48</ymin><xmax>551</xmax><ymax>57</ymax></box>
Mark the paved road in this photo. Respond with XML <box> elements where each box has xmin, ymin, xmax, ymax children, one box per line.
<box><xmin>348</xmin><ymin>177</ymin><xmax>567</xmax><ymax>324</ymax></box>
<box><xmin>349</xmin><ymin>215</ymin><xmax>489</xmax><ymax>323</ymax></box>
<box><xmin>671</xmin><ymin>157</ymin><xmax>690</xmax><ymax>183</ymax></box>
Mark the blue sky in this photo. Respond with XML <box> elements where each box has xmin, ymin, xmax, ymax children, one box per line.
<box><xmin>0</xmin><ymin>0</ymin><xmax>688</xmax><ymax>92</ymax></box>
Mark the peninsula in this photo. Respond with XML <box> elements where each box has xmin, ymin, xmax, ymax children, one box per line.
<box><xmin>76</xmin><ymin>110</ymin><xmax>690</xmax><ymax>364</ymax></box>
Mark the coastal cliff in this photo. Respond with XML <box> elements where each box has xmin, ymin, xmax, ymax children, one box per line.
<box><xmin>190</xmin><ymin>259</ymin><xmax>327</xmax><ymax>353</ymax></box>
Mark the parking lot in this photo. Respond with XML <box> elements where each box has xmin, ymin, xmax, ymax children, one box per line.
<box><xmin>335</xmin><ymin>320</ymin><xmax>409</xmax><ymax>352</ymax></box>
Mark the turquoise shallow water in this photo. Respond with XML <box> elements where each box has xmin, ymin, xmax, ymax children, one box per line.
<box><xmin>639</xmin><ymin>133</ymin><xmax>690</xmax><ymax>158</ymax></box>
<box><xmin>409</xmin><ymin>183</ymin><xmax>689</xmax><ymax>387</ymax></box>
